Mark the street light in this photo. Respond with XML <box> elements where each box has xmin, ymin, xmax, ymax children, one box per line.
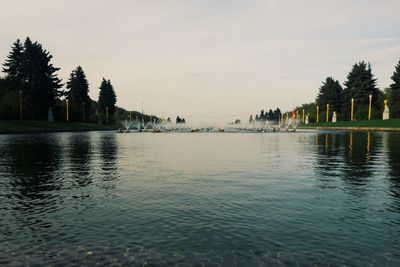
<box><xmin>66</xmin><ymin>99</ymin><xmax>69</xmax><ymax>122</ymax></box>
<box><xmin>19</xmin><ymin>90</ymin><xmax>22</xmax><ymax>120</ymax></box>
<box><xmin>82</xmin><ymin>102</ymin><xmax>85</xmax><ymax>123</ymax></box>
<box><xmin>326</xmin><ymin>103</ymin><xmax>330</xmax><ymax>123</ymax></box>
<box><xmin>368</xmin><ymin>94</ymin><xmax>372</xmax><ymax>120</ymax></box>
<box><xmin>351</xmin><ymin>98</ymin><xmax>354</xmax><ymax>121</ymax></box>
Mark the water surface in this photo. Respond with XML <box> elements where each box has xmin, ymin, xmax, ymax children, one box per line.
<box><xmin>0</xmin><ymin>131</ymin><xmax>400</xmax><ymax>266</ymax></box>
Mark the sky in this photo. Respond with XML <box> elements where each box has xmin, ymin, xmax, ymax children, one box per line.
<box><xmin>1</xmin><ymin>0</ymin><xmax>400</xmax><ymax>123</ymax></box>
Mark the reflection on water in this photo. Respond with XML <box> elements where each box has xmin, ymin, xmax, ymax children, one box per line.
<box><xmin>99</xmin><ymin>134</ymin><xmax>118</xmax><ymax>180</ymax></box>
<box><xmin>0</xmin><ymin>131</ymin><xmax>400</xmax><ymax>266</ymax></box>
<box><xmin>68</xmin><ymin>133</ymin><xmax>92</xmax><ymax>187</ymax></box>
<box><xmin>4</xmin><ymin>135</ymin><xmax>62</xmax><ymax>203</ymax></box>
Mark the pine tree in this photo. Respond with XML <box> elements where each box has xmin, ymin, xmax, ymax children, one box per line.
<box><xmin>390</xmin><ymin>60</ymin><xmax>400</xmax><ymax>118</ymax></box>
<box><xmin>66</xmin><ymin>66</ymin><xmax>91</xmax><ymax>122</ymax></box>
<box><xmin>273</xmin><ymin>108</ymin><xmax>281</xmax><ymax>122</ymax></box>
<box><xmin>316</xmin><ymin>77</ymin><xmax>343</xmax><ymax>115</ymax></box>
<box><xmin>2</xmin><ymin>39</ymin><xmax>24</xmax><ymax>87</ymax></box>
<box><xmin>267</xmin><ymin>109</ymin><xmax>274</xmax><ymax>121</ymax></box>
<box><xmin>2</xmin><ymin>37</ymin><xmax>63</xmax><ymax>119</ymax></box>
<box><xmin>342</xmin><ymin>62</ymin><xmax>380</xmax><ymax>120</ymax></box>
<box><xmin>98</xmin><ymin>78</ymin><xmax>117</xmax><ymax>117</ymax></box>
<box><xmin>260</xmin><ymin>110</ymin><xmax>265</xmax><ymax>121</ymax></box>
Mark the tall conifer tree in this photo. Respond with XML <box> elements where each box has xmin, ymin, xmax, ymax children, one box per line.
<box><xmin>98</xmin><ymin>78</ymin><xmax>116</xmax><ymax>116</ymax></box>
<box><xmin>390</xmin><ymin>60</ymin><xmax>400</xmax><ymax>118</ymax></box>
<box><xmin>342</xmin><ymin>61</ymin><xmax>380</xmax><ymax>120</ymax></box>
<box><xmin>316</xmin><ymin>77</ymin><xmax>343</xmax><ymax>114</ymax></box>
<box><xmin>2</xmin><ymin>37</ymin><xmax>63</xmax><ymax>119</ymax></box>
<box><xmin>66</xmin><ymin>66</ymin><xmax>91</xmax><ymax>122</ymax></box>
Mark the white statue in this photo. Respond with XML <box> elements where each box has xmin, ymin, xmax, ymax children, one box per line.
<box><xmin>332</xmin><ymin>111</ymin><xmax>337</xmax><ymax>123</ymax></box>
<box><xmin>383</xmin><ymin>99</ymin><xmax>389</xmax><ymax>120</ymax></box>
<box><xmin>305</xmin><ymin>114</ymin><xmax>309</xmax><ymax>124</ymax></box>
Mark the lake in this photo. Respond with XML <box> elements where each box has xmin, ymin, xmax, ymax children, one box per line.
<box><xmin>0</xmin><ymin>130</ymin><xmax>399</xmax><ymax>266</ymax></box>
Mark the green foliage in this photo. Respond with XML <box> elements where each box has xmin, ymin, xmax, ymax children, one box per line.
<box><xmin>98</xmin><ymin>78</ymin><xmax>117</xmax><ymax>118</ymax></box>
<box><xmin>316</xmin><ymin>77</ymin><xmax>343</xmax><ymax>115</ymax></box>
<box><xmin>254</xmin><ymin>108</ymin><xmax>281</xmax><ymax>123</ymax></box>
<box><xmin>303</xmin><ymin>119</ymin><xmax>400</xmax><ymax>128</ymax></box>
<box><xmin>2</xmin><ymin>37</ymin><xmax>63</xmax><ymax>120</ymax></box>
<box><xmin>66</xmin><ymin>66</ymin><xmax>91</xmax><ymax>122</ymax></box>
<box><xmin>295</xmin><ymin>102</ymin><xmax>317</xmax><ymax>122</ymax></box>
<box><xmin>342</xmin><ymin>61</ymin><xmax>381</xmax><ymax>120</ymax></box>
<box><xmin>0</xmin><ymin>89</ymin><xmax>19</xmax><ymax>119</ymax></box>
<box><xmin>390</xmin><ymin>60</ymin><xmax>400</xmax><ymax>118</ymax></box>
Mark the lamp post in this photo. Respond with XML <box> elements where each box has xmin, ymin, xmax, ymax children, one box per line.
<box><xmin>316</xmin><ymin>105</ymin><xmax>319</xmax><ymax>124</ymax></box>
<box><xmin>82</xmin><ymin>102</ymin><xmax>85</xmax><ymax>123</ymax></box>
<box><xmin>19</xmin><ymin>90</ymin><xmax>22</xmax><ymax>120</ymax></box>
<box><xmin>368</xmin><ymin>94</ymin><xmax>372</xmax><ymax>120</ymax></box>
<box><xmin>106</xmin><ymin>106</ymin><xmax>109</xmax><ymax>124</ymax></box>
<box><xmin>66</xmin><ymin>99</ymin><xmax>69</xmax><ymax>122</ymax></box>
<box><xmin>302</xmin><ymin>109</ymin><xmax>305</xmax><ymax>124</ymax></box>
<box><xmin>351</xmin><ymin>98</ymin><xmax>354</xmax><ymax>121</ymax></box>
<box><xmin>326</xmin><ymin>103</ymin><xmax>329</xmax><ymax>123</ymax></box>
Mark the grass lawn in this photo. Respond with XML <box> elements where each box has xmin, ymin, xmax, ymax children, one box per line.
<box><xmin>302</xmin><ymin>119</ymin><xmax>400</xmax><ymax>129</ymax></box>
<box><xmin>0</xmin><ymin>120</ymin><xmax>119</xmax><ymax>134</ymax></box>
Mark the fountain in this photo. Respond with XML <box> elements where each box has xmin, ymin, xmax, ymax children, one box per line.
<box><xmin>118</xmin><ymin>117</ymin><xmax>296</xmax><ymax>134</ymax></box>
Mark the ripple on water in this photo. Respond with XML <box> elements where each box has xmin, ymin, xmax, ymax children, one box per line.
<box><xmin>0</xmin><ymin>131</ymin><xmax>400</xmax><ymax>266</ymax></box>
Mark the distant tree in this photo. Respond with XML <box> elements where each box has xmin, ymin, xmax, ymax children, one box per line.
<box><xmin>390</xmin><ymin>60</ymin><xmax>400</xmax><ymax>118</ymax></box>
<box><xmin>234</xmin><ymin>119</ymin><xmax>241</xmax><ymax>124</ymax></box>
<box><xmin>249</xmin><ymin>115</ymin><xmax>254</xmax><ymax>124</ymax></box>
<box><xmin>167</xmin><ymin>117</ymin><xmax>172</xmax><ymax>123</ymax></box>
<box><xmin>342</xmin><ymin>61</ymin><xmax>380</xmax><ymax>120</ymax></box>
<box><xmin>267</xmin><ymin>109</ymin><xmax>274</xmax><ymax>121</ymax></box>
<box><xmin>316</xmin><ymin>77</ymin><xmax>343</xmax><ymax>117</ymax></box>
<box><xmin>98</xmin><ymin>78</ymin><xmax>116</xmax><ymax>116</ymax></box>
<box><xmin>260</xmin><ymin>110</ymin><xmax>265</xmax><ymax>121</ymax></box>
<box><xmin>255</xmin><ymin>114</ymin><xmax>259</xmax><ymax>121</ymax></box>
<box><xmin>176</xmin><ymin>116</ymin><xmax>181</xmax><ymax>123</ymax></box>
<box><xmin>66</xmin><ymin>66</ymin><xmax>91</xmax><ymax>122</ymax></box>
<box><xmin>182</xmin><ymin>118</ymin><xmax>186</xmax><ymax>124</ymax></box>
<box><xmin>2</xmin><ymin>37</ymin><xmax>63</xmax><ymax>119</ymax></box>
<box><xmin>273</xmin><ymin>108</ymin><xmax>281</xmax><ymax>122</ymax></box>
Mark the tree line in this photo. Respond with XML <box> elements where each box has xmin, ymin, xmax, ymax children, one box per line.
<box><xmin>0</xmin><ymin>37</ymin><xmax>157</xmax><ymax>123</ymax></box>
<box><xmin>297</xmin><ymin>60</ymin><xmax>400</xmax><ymax>122</ymax></box>
<box><xmin>249</xmin><ymin>108</ymin><xmax>282</xmax><ymax>124</ymax></box>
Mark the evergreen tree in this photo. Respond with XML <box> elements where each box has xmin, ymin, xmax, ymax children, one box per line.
<box><xmin>98</xmin><ymin>78</ymin><xmax>116</xmax><ymax>116</ymax></box>
<box><xmin>390</xmin><ymin>60</ymin><xmax>400</xmax><ymax>118</ymax></box>
<box><xmin>176</xmin><ymin>116</ymin><xmax>181</xmax><ymax>123</ymax></box>
<box><xmin>316</xmin><ymin>77</ymin><xmax>343</xmax><ymax>115</ymax></box>
<box><xmin>2</xmin><ymin>39</ymin><xmax>24</xmax><ymax>87</ymax></box>
<box><xmin>2</xmin><ymin>37</ymin><xmax>63</xmax><ymax>119</ymax></box>
<box><xmin>66</xmin><ymin>66</ymin><xmax>91</xmax><ymax>122</ymax></box>
<box><xmin>260</xmin><ymin>110</ymin><xmax>265</xmax><ymax>121</ymax></box>
<box><xmin>267</xmin><ymin>109</ymin><xmax>274</xmax><ymax>121</ymax></box>
<box><xmin>273</xmin><ymin>108</ymin><xmax>281</xmax><ymax>122</ymax></box>
<box><xmin>342</xmin><ymin>61</ymin><xmax>380</xmax><ymax>120</ymax></box>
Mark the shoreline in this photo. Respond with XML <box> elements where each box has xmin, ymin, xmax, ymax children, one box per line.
<box><xmin>299</xmin><ymin>126</ymin><xmax>400</xmax><ymax>132</ymax></box>
<box><xmin>0</xmin><ymin>120</ymin><xmax>119</xmax><ymax>135</ymax></box>
<box><xmin>298</xmin><ymin>119</ymin><xmax>400</xmax><ymax>132</ymax></box>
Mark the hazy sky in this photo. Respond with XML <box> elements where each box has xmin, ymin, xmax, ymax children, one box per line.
<box><xmin>1</xmin><ymin>0</ymin><xmax>400</xmax><ymax>123</ymax></box>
